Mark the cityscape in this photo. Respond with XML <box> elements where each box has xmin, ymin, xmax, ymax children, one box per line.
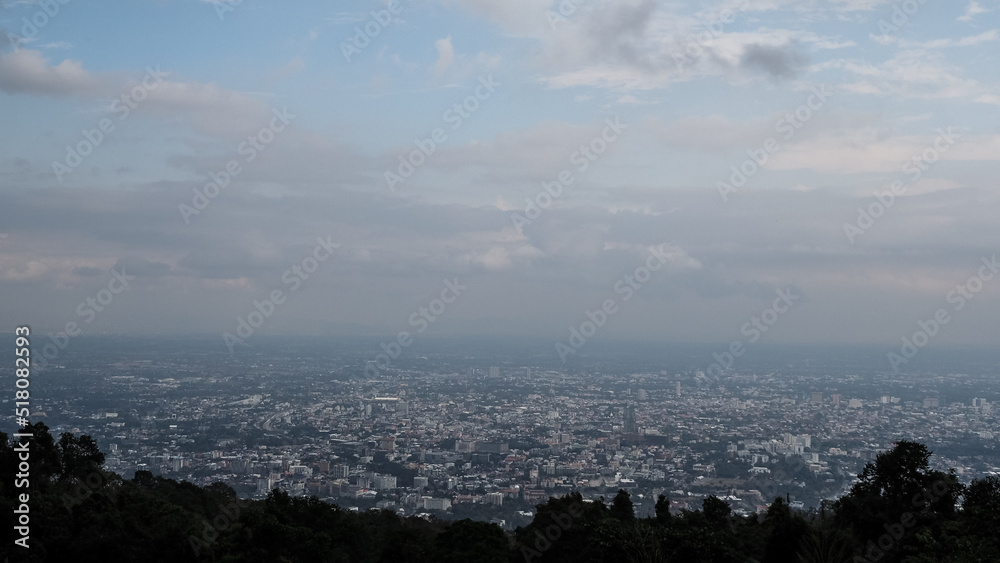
<box><xmin>2</xmin><ymin>0</ymin><xmax>1000</xmax><ymax>560</ymax></box>
<box><xmin>12</xmin><ymin>336</ymin><xmax>998</xmax><ymax>530</ymax></box>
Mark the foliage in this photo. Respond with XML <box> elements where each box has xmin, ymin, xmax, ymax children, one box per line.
<box><xmin>2</xmin><ymin>430</ymin><xmax>1000</xmax><ymax>563</ymax></box>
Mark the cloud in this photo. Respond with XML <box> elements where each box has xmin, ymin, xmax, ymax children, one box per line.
<box><xmin>268</xmin><ymin>56</ymin><xmax>306</xmax><ymax>82</ymax></box>
<box><xmin>433</xmin><ymin>36</ymin><xmax>455</xmax><ymax>76</ymax></box>
<box><xmin>646</xmin><ymin>114</ymin><xmax>779</xmax><ymax>152</ymax></box>
<box><xmin>72</xmin><ymin>266</ymin><xmax>104</xmax><ymax>277</ymax></box>
<box><xmin>958</xmin><ymin>1</ymin><xmax>990</xmax><ymax>22</ymax></box>
<box><xmin>112</xmin><ymin>257</ymin><xmax>173</xmax><ymax>278</ymax></box>
<box><xmin>825</xmin><ymin>51</ymin><xmax>984</xmax><ymax>102</ymax></box>
<box><xmin>739</xmin><ymin>42</ymin><xmax>809</xmax><ymax>78</ymax></box>
<box><xmin>0</xmin><ymin>49</ymin><xmax>274</xmax><ymax>140</ymax></box>
<box><xmin>890</xmin><ymin>30</ymin><xmax>1000</xmax><ymax>49</ymax></box>
<box><xmin>0</xmin><ymin>50</ymin><xmax>105</xmax><ymax>97</ymax></box>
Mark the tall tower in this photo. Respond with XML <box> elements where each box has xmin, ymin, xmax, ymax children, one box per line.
<box><xmin>624</xmin><ymin>405</ymin><xmax>637</xmax><ymax>434</ymax></box>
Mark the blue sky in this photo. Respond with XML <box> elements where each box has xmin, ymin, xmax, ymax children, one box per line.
<box><xmin>1</xmin><ymin>0</ymin><xmax>999</xmax><ymax>360</ymax></box>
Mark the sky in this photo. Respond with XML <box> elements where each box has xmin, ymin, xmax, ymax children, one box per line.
<box><xmin>0</xmin><ymin>0</ymin><xmax>998</xmax><ymax>360</ymax></box>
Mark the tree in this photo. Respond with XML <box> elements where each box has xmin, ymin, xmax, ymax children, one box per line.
<box><xmin>834</xmin><ymin>440</ymin><xmax>963</xmax><ymax>562</ymax></box>
<box><xmin>433</xmin><ymin>519</ymin><xmax>508</xmax><ymax>563</ymax></box>
<box><xmin>58</xmin><ymin>432</ymin><xmax>105</xmax><ymax>481</ymax></box>
<box><xmin>655</xmin><ymin>494</ymin><xmax>671</xmax><ymax>524</ymax></box>
<box><xmin>762</xmin><ymin>496</ymin><xmax>808</xmax><ymax>563</ymax></box>
<box><xmin>611</xmin><ymin>489</ymin><xmax>635</xmax><ymax>522</ymax></box>
<box><xmin>963</xmin><ymin>475</ymin><xmax>1000</xmax><ymax>518</ymax></box>
<box><xmin>702</xmin><ymin>495</ymin><xmax>731</xmax><ymax>528</ymax></box>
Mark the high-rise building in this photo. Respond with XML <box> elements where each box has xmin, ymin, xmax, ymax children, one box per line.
<box><xmin>489</xmin><ymin>366</ymin><xmax>500</xmax><ymax>377</ymax></box>
<box><xmin>637</xmin><ymin>389</ymin><xmax>647</xmax><ymax>401</ymax></box>
<box><xmin>624</xmin><ymin>405</ymin><xmax>637</xmax><ymax>434</ymax></box>
<box><xmin>256</xmin><ymin>477</ymin><xmax>272</xmax><ymax>495</ymax></box>
<box><xmin>832</xmin><ymin>394</ymin><xmax>842</xmax><ymax>407</ymax></box>
<box><xmin>422</xmin><ymin>497</ymin><xmax>451</xmax><ymax>511</ymax></box>
<box><xmin>810</xmin><ymin>392</ymin><xmax>823</xmax><ymax>404</ymax></box>
<box><xmin>676</xmin><ymin>382</ymin><xmax>681</xmax><ymax>397</ymax></box>
<box><xmin>373</xmin><ymin>474</ymin><xmax>397</xmax><ymax>490</ymax></box>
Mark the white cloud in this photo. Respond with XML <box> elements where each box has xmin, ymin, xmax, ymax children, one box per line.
<box><xmin>0</xmin><ymin>50</ymin><xmax>105</xmax><ymax>97</ymax></box>
<box><xmin>0</xmin><ymin>49</ymin><xmax>273</xmax><ymax>139</ymax></box>
<box><xmin>824</xmin><ymin>51</ymin><xmax>984</xmax><ymax>102</ymax></box>
<box><xmin>433</xmin><ymin>36</ymin><xmax>455</xmax><ymax>76</ymax></box>
<box><xmin>892</xmin><ymin>30</ymin><xmax>1000</xmax><ymax>49</ymax></box>
<box><xmin>958</xmin><ymin>1</ymin><xmax>990</xmax><ymax>22</ymax></box>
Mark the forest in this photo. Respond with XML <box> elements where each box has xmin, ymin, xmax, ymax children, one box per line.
<box><xmin>2</xmin><ymin>423</ymin><xmax>999</xmax><ymax>562</ymax></box>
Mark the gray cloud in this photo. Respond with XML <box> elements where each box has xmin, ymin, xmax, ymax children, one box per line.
<box><xmin>740</xmin><ymin>42</ymin><xmax>809</xmax><ymax>78</ymax></box>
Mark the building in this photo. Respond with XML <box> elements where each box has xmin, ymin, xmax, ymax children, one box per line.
<box><xmin>832</xmin><ymin>394</ymin><xmax>841</xmax><ymax>407</ymax></box>
<box><xmin>624</xmin><ymin>405</ymin><xmax>637</xmax><ymax>434</ymax></box>
<box><xmin>290</xmin><ymin>465</ymin><xmax>312</xmax><ymax>477</ymax></box>
<box><xmin>422</xmin><ymin>497</ymin><xmax>451</xmax><ymax>511</ymax></box>
<box><xmin>810</xmin><ymin>392</ymin><xmax>823</xmax><ymax>404</ymax></box>
<box><xmin>475</xmin><ymin>441</ymin><xmax>509</xmax><ymax>454</ymax></box>
<box><xmin>523</xmin><ymin>489</ymin><xmax>549</xmax><ymax>504</ymax></box>
<box><xmin>489</xmin><ymin>366</ymin><xmax>500</xmax><ymax>378</ymax></box>
<box><xmin>373</xmin><ymin>474</ymin><xmax>397</xmax><ymax>490</ymax></box>
<box><xmin>256</xmin><ymin>477</ymin><xmax>272</xmax><ymax>495</ymax></box>
<box><xmin>413</xmin><ymin>476</ymin><xmax>429</xmax><ymax>490</ymax></box>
